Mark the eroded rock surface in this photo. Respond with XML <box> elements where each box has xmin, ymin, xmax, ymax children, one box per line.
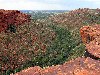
<box><xmin>14</xmin><ymin>57</ymin><xmax>100</xmax><ymax>75</ymax></box>
<box><xmin>80</xmin><ymin>25</ymin><xmax>100</xmax><ymax>58</ymax></box>
<box><xmin>13</xmin><ymin>66</ymin><xmax>42</xmax><ymax>75</ymax></box>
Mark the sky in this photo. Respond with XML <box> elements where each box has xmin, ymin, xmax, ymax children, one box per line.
<box><xmin>0</xmin><ymin>0</ymin><xmax>100</xmax><ymax>10</ymax></box>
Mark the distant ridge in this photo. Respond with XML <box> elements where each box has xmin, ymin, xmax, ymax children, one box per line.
<box><xmin>19</xmin><ymin>10</ymin><xmax>33</xmax><ymax>13</ymax></box>
<box><xmin>19</xmin><ymin>10</ymin><xmax>69</xmax><ymax>13</ymax></box>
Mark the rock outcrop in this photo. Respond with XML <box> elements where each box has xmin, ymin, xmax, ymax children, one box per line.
<box><xmin>14</xmin><ymin>25</ymin><xmax>100</xmax><ymax>75</ymax></box>
<box><xmin>0</xmin><ymin>9</ymin><xmax>31</xmax><ymax>33</ymax></box>
<box><xmin>80</xmin><ymin>25</ymin><xmax>100</xmax><ymax>59</ymax></box>
<box><xmin>14</xmin><ymin>57</ymin><xmax>100</xmax><ymax>75</ymax></box>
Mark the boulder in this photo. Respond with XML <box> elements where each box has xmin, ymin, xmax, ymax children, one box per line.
<box><xmin>80</xmin><ymin>25</ymin><xmax>100</xmax><ymax>58</ymax></box>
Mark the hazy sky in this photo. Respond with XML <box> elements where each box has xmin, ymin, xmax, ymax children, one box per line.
<box><xmin>0</xmin><ymin>0</ymin><xmax>100</xmax><ymax>10</ymax></box>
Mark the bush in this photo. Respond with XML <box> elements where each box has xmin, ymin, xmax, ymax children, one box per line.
<box><xmin>45</xmin><ymin>25</ymin><xmax>85</xmax><ymax>65</ymax></box>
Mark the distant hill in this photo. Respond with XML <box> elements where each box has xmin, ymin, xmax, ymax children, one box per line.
<box><xmin>19</xmin><ymin>10</ymin><xmax>32</xmax><ymax>13</ymax></box>
<box><xmin>50</xmin><ymin>8</ymin><xmax>100</xmax><ymax>29</ymax></box>
<box><xmin>19</xmin><ymin>10</ymin><xmax>69</xmax><ymax>20</ymax></box>
<box><xmin>19</xmin><ymin>10</ymin><xmax>69</xmax><ymax>14</ymax></box>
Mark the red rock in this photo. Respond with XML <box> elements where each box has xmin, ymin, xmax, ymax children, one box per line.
<box><xmin>14</xmin><ymin>66</ymin><xmax>42</xmax><ymax>75</ymax></box>
<box><xmin>14</xmin><ymin>57</ymin><xmax>100</xmax><ymax>75</ymax></box>
<box><xmin>80</xmin><ymin>25</ymin><xmax>100</xmax><ymax>58</ymax></box>
<box><xmin>0</xmin><ymin>9</ymin><xmax>31</xmax><ymax>33</ymax></box>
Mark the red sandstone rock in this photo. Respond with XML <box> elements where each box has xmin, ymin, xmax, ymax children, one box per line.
<box><xmin>14</xmin><ymin>66</ymin><xmax>42</xmax><ymax>75</ymax></box>
<box><xmin>80</xmin><ymin>25</ymin><xmax>100</xmax><ymax>44</ymax></box>
<box><xmin>14</xmin><ymin>57</ymin><xmax>100</xmax><ymax>75</ymax></box>
<box><xmin>80</xmin><ymin>25</ymin><xmax>100</xmax><ymax>58</ymax></box>
<box><xmin>0</xmin><ymin>9</ymin><xmax>31</xmax><ymax>33</ymax></box>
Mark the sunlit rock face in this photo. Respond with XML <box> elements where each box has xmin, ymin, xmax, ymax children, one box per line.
<box><xmin>14</xmin><ymin>25</ymin><xmax>100</xmax><ymax>75</ymax></box>
<box><xmin>40</xmin><ymin>57</ymin><xmax>100</xmax><ymax>75</ymax></box>
<box><xmin>80</xmin><ymin>25</ymin><xmax>100</xmax><ymax>44</ymax></box>
<box><xmin>14</xmin><ymin>57</ymin><xmax>100</xmax><ymax>75</ymax></box>
<box><xmin>0</xmin><ymin>9</ymin><xmax>31</xmax><ymax>33</ymax></box>
<box><xmin>13</xmin><ymin>66</ymin><xmax>42</xmax><ymax>75</ymax></box>
<box><xmin>80</xmin><ymin>25</ymin><xmax>100</xmax><ymax>58</ymax></box>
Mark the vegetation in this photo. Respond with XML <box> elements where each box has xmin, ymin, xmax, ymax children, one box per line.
<box><xmin>1</xmin><ymin>9</ymin><xmax>100</xmax><ymax>75</ymax></box>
